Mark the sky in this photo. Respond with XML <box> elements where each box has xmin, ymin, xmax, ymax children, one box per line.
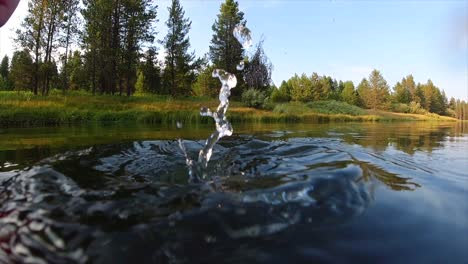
<box><xmin>0</xmin><ymin>0</ymin><xmax>467</xmax><ymax>100</ymax></box>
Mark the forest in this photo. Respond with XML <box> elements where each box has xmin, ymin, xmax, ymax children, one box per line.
<box><xmin>0</xmin><ymin>0</ymin><xmax>466</xmax><ymax>120</ymax></box>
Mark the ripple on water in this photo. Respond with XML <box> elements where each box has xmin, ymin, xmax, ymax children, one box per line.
<box><xmin>0</xmin><ymin>136</ymin><xmax>443</xmax><ymax>263</ymax></box>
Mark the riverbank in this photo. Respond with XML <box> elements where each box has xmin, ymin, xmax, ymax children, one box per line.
<box><xmin>0</xmin><ymin>91</ymin><xmax>456</xmax><ymax>126</ymax></box>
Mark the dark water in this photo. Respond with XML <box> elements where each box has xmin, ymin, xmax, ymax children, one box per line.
<box><xmin>0</xmin><ymin>122</ymin><xmax>467</xmax><ymax>264</ymax></box>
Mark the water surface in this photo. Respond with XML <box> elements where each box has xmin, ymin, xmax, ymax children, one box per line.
<box><xmin>1</xmin><ymin>122</ymin><xmax>467</xmax><ymax>263</ymax></box>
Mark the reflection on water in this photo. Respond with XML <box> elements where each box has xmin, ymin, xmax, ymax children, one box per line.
<box><xmin>0</xmin><ymin>122</ymin><xmax>467</xmax><ymax>263</ymax></box>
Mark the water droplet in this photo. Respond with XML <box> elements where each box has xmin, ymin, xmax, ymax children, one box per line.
<box><xmin>178</xmin><ymin>23</ymin><xmax>250</xmax><ymax>182</ymax></box>
<box><xmin>204</xmin><ymin>235</ymin><xmax>217</xmax><ymax>243</ymax></box>
<box><xmin>233</xmin><ymin>24</ymin><xmax>252</xmax><ymax>50</ymax></box>
<box><xmin>236</xmin><ymin>61</ymin><xmax>245</xmax><ymax>71</ymax></box>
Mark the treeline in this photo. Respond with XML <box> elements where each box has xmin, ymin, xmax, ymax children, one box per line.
<box><xmin>0</xmin><ymin>0</ymin><xmax>271</xmax><ymax>97</ymax></box>
<box><xmin>268</xmin><ymin>70</ymin><xmax>468</xmax><ymax>120</ymax></box>
<box><xmin>0</xmin><ymin>0</ymin><xmax>465</xmax><ymax>120</ymax></box>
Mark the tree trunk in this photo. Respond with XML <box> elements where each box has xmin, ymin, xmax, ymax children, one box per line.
<box><xmin>33</xmin><ymin>0</ymin><xmax>46</xmax><ymax>95</ymax></box>
<box><xmin>63</xmin><ymin>15</ymin><xmax>71</xmax><ymax>92</ymax></box>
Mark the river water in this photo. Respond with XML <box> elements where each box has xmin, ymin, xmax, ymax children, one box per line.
<box><xmin>0</xmin><ymin>122</ymin><xmax>467</xmax><ymax>263</ymax></box>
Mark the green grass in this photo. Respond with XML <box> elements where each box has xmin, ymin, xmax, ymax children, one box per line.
<box><xmin>306</xmin><ymin>100</ymin><xmax>367</xmax><ymax>116</ymax></box>
<box><xmin>0</xmin><ymin>91</ymin><xmax>456</xmax><ymax>126</ymax></box>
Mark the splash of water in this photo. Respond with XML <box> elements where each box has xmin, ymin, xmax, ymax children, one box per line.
<box><xmin>179</xmin><ymin>24</ymin><xmax>252</xmax><ymax>183</ymax></box>
<box><xmin>233</xmin><ymin>24</ymin><xmax>252</xmax><ymax>50</ymax></box>
<box><xmin>236</xmin><ymin>61</ymin><xmax>245</xmax><ymax>71</ymax></box>
<box><xmin>233</xmin><ymin>25</ymin><xmax>251</xmax><ymax>71</ymax></box>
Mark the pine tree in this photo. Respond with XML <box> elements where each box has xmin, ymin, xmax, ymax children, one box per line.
<box><xmin>193</xmin><ymin>64</ymin><xmax>219</xmax><ymax>97</ymax></box>
<box><xmin>341</xmin><ymin>81</ymin><xmax>358</xmax><ymax>105</ymax></box>
<box><xmin>367</xmin><ymin>69</ymin><xmax>390</xmax><ymax>109</ymax></box>
<box><xmin>67</xmin><ymin>50</ymin><xmax>88</xmax><ymax>90</ymax></box>
<box><xmin>0</xmin><ymin>56</ymin><xmax>9</xmax><ymax>80</ymax></box>
<box><xmin>140</xmin><ymin>48</ymin><xmax>162</xmax><ymax>94</ymax></box>
<box><xmin>9</xmin><ymin>50</ymin><xmax>34</xmax><ymax>91</ymax></box>
<box><xmin>16</xmin><ymin>0</ymin><xmax>47</xmax><ymax>95</ymax></box>
<box><xmin>0</xmin><ymin>56</ymin><xmax>10</xmax><ymax>90</ymax></box>
<box><xmin>209</xmin><ymin>0</ymin><xmax>247</xmax><ymax>96</ymax></box>
<box><xmin>120</xmin><ymin>0</ymin><xmax>157</xmax><ymax>96</ymax></box>
<box><xmin>60</xmin><ymin>0</ymin><xmax>80</xmax><ymax>91</ymax></box>
<box><xmin>82</xmin><ymin>0</ymin><xmax>157</xmax><ymax>95</ymax></box>
<box><xmin>357</xmin><ymin>78</ymin><xmax>371</xmax><ymax>108</ymax></box>
<box><xmin>271</xmin><ymin>80</ymin><xmax>291</xmax><ymax>102</ymax></box>
<box><xmin>162</xmin><ymin>0</ymin><xmax>195</xmax><ymax>96</ymax></box>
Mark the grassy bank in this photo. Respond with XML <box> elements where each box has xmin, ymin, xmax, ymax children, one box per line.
<box><xmin>0</xmin><ymin>91</ymin><xmax>456</xmax><ymax>126</ymax></box>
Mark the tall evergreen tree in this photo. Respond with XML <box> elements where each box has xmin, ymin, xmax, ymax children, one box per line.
<box><xmin>161</xmin><ymin>0</ymin><xmax>195</xmax><ymax>96</ymax></box>
<box><xmin>65</xmin><ymin>50</ymin><xmax>88</xmax><ymax>90</ymax></box>
<box><xmin>120</xmin><ymin>0</ymin><xmax>157</xmax><ymax>96</ymax></box>
<box><xmin>357</xmin><ymin>78</ymin><xmax>371</xmax><ymax>108</ymax></box>
<box><xmin>193</xmin><ymin>63</ymin><xmax>219</xmax><ymax>97</ymax></box>
<box><xmin>0</xmin><ymin>56</ymin><xmax>9</xmax><ymax>80</ymax></box>
<box><xmin>60</xmin><ymin>0</ymin><xmax>80</xmax><ymax>91</ymax></box>
<box><xmin>82</xmin><ymin>0</ymin><xmax>157</xmax><ymax>95</ymax></box>
<box><xmin>16</xmin><ymin>0</ymin><xmax>47</xmax><ymax>95</ymax></box>
<box><xmin>209</xmin><ymin>0</ymin><xmax>247</xmax><ymax>96</ymax></box>
<box><xmin>9</xmin><ymin>50</ymin><xmax>34</xmax><ymax>91</ymax></box>
<box><xmin>366</xmin><ymin>69</ymin><xmax>390</xmax><ymax>109</ymax></box>
<box><xmin>341</xmin><ymin>81</ymin><xmax>358</xmax><ymax>105</ymax></box>
<box><xmin>139</xmin><ymin>48</ymin><xmax>162</xmax><ymax>94</ymax></box>
<box><xmin>0</xmin><ymin>55</ymin><xmax>10</xmax><ymax>90</ymax></box>
<box><xmin>270</xmin><ymin>80</ymin><xmax>291</xmax><ymax>102</ymax></box>
<box><xmin>403</xmin><ymin>74</ymin><xmax>417</xmax><ymax>103</ymax></box>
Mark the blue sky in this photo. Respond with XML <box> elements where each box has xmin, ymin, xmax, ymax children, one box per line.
<box><xmin>1</xmin><ymin>0</ymin><xmax>467</xmax><ymax>100</ymax></box>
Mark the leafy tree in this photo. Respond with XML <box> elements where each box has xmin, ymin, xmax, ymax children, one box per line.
<box><xmin>135</xmin><ymin>70</ymin><xmax>145</xmax><ymax>94</ymax></box>
<box><xmin>209</xmin><ymin>0</ymin><xmax>247</xmax><ymax>96</ymax></box>
<box><xmin>404</xmin><ymin>75</ymin><xmax>419</xmax><ymax>103</ymax></box>
<box><xmin>453</xmin><ymin>100</ymin><xmax>468</xmax><ymax>120</ymax></box>
<box><xmin>419</xmin><ymin>79</ymin><xmax>447</xmax><ymax>115</ymax></box>
<box><xmin>289</xmin><ymin>73</ymin><xmax>313</xmax><ymax>102</ymax></box>
<box><xmin>341</xmin><ymin>81</ymin><xmax>358</xmax><ymax>105</ymax></box>
<box><xmin>393</xmin><ymin>83</ymin><xmax>408</xmax><ymax>104</ymax></box>
<box><xmin>357</xmin><ymin>78</ymin><xmax>371</xmax><ymax>108</ymax></box>
<box><xmin>9</xmin><ymin>50</ymin><xmax>34</xmax><ymax>91</ymax></box>
<box><xmin>271</xmin><ymin>80</ymin><xmax>291</xmax><ymax>102</ymax></box>
<box><xmin>310</xmin><ymin>72</ymin><xmax>321</xmax><ymax>101</ymax></box>
<box><xmin>334</xmin><ymin>80</ymin><xmax>345</xmax><ymax>99</ymax></box>
<box><xmin>361</xmin><ymin>69</ymin><xmax>390</xmax><ymax>109</ymax></box>
<box><xmin>449</xmin><ymin>97</ymin><xmax>456</xmax><ymax>110</ymax></box>
<box><xmin>318</xmin><ymin>76</ymin><xmax>333</xmax><ymax>100</ymax></box>
<box><xmin>66</xmin><ymin>50</ymin><xmax>88</xmax><ymax>90</ymax></box>
<box><xmin>161</xmin><ymin>0</ymin><xmax>195</xmax><ymax>96</ymax></box>
<box><xmin>241</xmin><ymin>88</ymin><xmax>268</xmax><ymax>108</ymax></box>
<box><xmin>193</xmin><ymin>64</ymin><xmax>219</xmax><ymax>97</ymax></box>
<box><xmin>243</xmin><ymin>40</ymin><xmax>272</xmax><ymax>90</ymax></box>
